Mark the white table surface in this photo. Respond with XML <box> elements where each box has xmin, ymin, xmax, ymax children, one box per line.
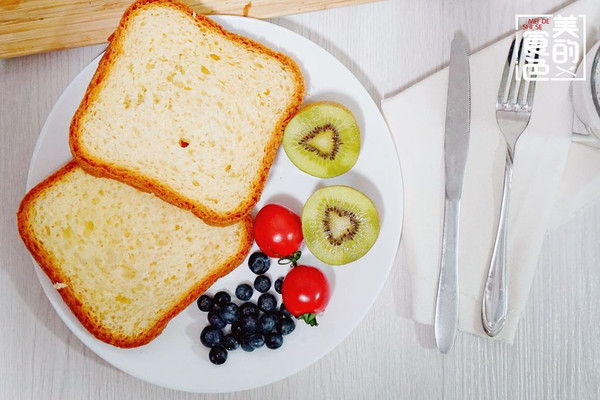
<box><xmin>2</xmin><ymin>0</ymin><xmax>600</xmax><ymax>399</ymax></box>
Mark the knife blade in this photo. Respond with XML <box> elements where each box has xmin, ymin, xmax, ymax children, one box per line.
<box><xmin>434</xmin><ymin>37</ymin><xmax>470</xmax><ymax>354</ymax></box>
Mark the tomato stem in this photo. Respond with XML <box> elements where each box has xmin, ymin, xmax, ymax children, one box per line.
<box><xmin>277</xmin><ymin>251</ymin><xmax>302</xmax><ymax>267</ymax></box>
<box><xmin>297</xmin><ymin>313</ymin><xmax>319</xmax><ymax>326</ymax></box>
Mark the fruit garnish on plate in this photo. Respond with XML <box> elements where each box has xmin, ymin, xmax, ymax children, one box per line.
<box><xmin>196</xmin><ymin>251</ymin><xmax>298</xmax><ymax>365</ymax></box>
<box><xmin>301</xmin><ymin>185</ymin><xmax>379</xmax><ymax>265</ymax></box>
<box><xmin>283</xmin><ymin>101</ymin><xmax>360</xmax><ymax>178</ymax></box>
<box><xmin>253</xmin><ymin>204</ymin><xmax>303</xmax><ymax>258</ymax></box>
<box><xmin>281</xmin><ymin>264</ymin><xmax>331</xmax><ymax>327</ymax></box>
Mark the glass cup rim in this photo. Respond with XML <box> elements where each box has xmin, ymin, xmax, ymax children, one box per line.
<box><xmin>592</xmin><ymin>44</ymin><xmax>600</xmax><ymax>118</ymax></box>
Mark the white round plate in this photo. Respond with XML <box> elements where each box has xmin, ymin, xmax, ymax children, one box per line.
<box><xmin>26</xmin><ymin>15</ymin><xmax>403</xmax><ymax>393</ymax></box>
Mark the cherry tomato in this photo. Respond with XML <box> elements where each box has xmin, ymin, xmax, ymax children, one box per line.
<box><xmin>282</xmin><ymin>265</ymin><xmax>330</xmax><ymax>326</ymax></box>
<box><xmin>253</xmin><ymin>204</ymin><xmax>303</xmax><ymax>258</ymax></box>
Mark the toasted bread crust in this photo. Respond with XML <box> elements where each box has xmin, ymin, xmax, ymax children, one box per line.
<box><xmin>17</xmin><ymin>161</ymin><xmax>254</xmax><ymax>348</ymax></box>
<box><xmin>69</xmin><ymin>0</ymin><xmax>305</xmax><ymax>226</ymax></box>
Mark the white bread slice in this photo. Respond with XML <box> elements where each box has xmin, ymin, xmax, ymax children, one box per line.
<box><xmin>17</xmin><ymin>162</ymin><xmax>252</xmax><ymax>348</ymax></box>
<box><xmin>70</xmin><ymin>0</ymin><xmax>305</xmax><ymax>226</ymax></box>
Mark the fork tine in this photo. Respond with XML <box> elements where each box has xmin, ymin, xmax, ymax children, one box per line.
<box><xmin>526</xmin><ymin>79</ymin><xmax>537</xmax><ymax>108</ymax></box>
<box><xmin>506</xmin><ymin>33</ymin><xmax>525</xmax><ymax>107</ymax></box>
<box><xmin>517</xmin><ymin>44</ymin><xmax>539</xmax><ymax>108</ymax></box>
<box><xmin>516</xmin><ymin>47</ymin><xmax>530</xmax><ymax>106</ymax></box>
<box><xmin>497</xmin><ymin>37</ymin><xmax>517</xmax><ymax>106</ymax></box>
<box><xmin>525</xmin><ymin>51</ymin><xmax>539</xmax><ymax>107</ymax></box>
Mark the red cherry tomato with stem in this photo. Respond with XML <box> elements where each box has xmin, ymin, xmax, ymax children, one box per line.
<box><xmin>282</xmin><ymin>265</ymin><xmax>330</xmax><ymax>326</ymax></box>
<box><xmin>253</xmin><ymin>204</ymin><xmax>303</xmax><ymax>258</ymax></box>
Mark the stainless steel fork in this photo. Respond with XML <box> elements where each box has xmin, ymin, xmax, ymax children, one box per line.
<box><xmin>481</xmin><ymin>34</ymin><xmax>537</xmax><ymax>337</ymax></box>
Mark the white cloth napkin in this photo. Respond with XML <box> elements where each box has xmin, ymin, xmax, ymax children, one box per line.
<box><xmin>381</xmin><ymin>0</ymin><xmax>600</xmax><ymax>343</ymax></box>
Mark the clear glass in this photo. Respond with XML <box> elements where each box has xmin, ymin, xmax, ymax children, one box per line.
<box><xmin>572</xmin><ymin>41</ymin><xmax>600</xmax><ymax>147</ymax></box>
<box><xmin>592</xmin><ymin>46</ymin><xmax>600</xmax><ymax>120</ymax></box>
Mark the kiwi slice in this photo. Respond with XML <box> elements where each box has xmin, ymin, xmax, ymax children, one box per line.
<box><xmin>302</xmin><ymin>185</ymin><xmax>379</xmax><ymax>265</ymax></box>
<box><xmin>283</xmin><ymin>101</ymin><xmax>360</xmax><ymax>178</ymax></box>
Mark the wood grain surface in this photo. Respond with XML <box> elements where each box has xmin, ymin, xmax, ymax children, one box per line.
<box><xmin>2</xmin><ymin>0</ymin><xmax>600</xmax><ymax>399</ymax></box>
<box><xmin>0</xmin><ymin>0</ymin><xmax>379</xmax><ymax>58</ymax></box>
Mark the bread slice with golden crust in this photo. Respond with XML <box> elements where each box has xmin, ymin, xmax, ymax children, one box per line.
<box><xmin>17</xmin><ymin>161</ymin><xmax>253</xmax><ymax>348</ymax></box>
<box><xmin>70</xmin><ymin>0</ymin><xmax>305</xmax><ymax>226</ymax></box>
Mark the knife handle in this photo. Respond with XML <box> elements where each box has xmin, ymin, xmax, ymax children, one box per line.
<box><xmin>434</xmin><ymin>196</ymin><xmax>460</xmax><ymax>354</ymax></box>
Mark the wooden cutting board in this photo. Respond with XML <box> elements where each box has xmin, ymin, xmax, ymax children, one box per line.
<box><xmin>0</xmin><ymin>0</ymin><xmax>379</xmax><ymax>58</ymax></box>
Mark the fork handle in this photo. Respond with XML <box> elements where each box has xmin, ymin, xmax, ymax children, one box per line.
<box><xmin>482</xmin><ymin>151</ymin><xmax>513</xmax><ymax>337</ymax></box>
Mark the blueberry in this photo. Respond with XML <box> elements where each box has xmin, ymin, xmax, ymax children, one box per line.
<box><xmin>254</xmin><ymin>275</ymin><xmax>271</xmax><ymax>293</ymax></box>
<box><xmin>248</xmin><ymin>252</ymin><xmax>270</xmax><ymax>274</ymax></box>
<box><xmin>238</xmin><ymin>302</ymin><xmax>259</xmax><ymax>318</ymax></box>
<box><xmin>213</xmin><ymin>291</ymin><xmax>231</xmax><ymax>308</ymax></box>
<box><xmin>235</xmin><ymin>283</ymin><xmax>253</xmax><ymax>301</ymax></box>
<box><xmin>241</xmin><ymin>341</ymin><xmax>255</xmax><ymax>352</ymax></box>
<box><xmin>258</xmin><ymin>293</ymin><xmax>277</xmax><ymax>313</ymax></box>
<box><xmin>279</xmin><ymin>303</ymin><xmax>293</xmax><ymax>318</ymax></box>
<box><xmin>265</xmin><ymin>332</ymin><xmax>284</xmax><ymax>349</ymax></box>
<box><xmin>200</xmin><ymin>326</ymin><xmax>223</xmax><ymax>348</ymax></box>
<box><xmin>197</xmin><ymin>295</ymin><xmax>214</xmax><ymax>312</ymax></box>
<box><xmin>274</xmin><ymin>277</ymin><xmax>284</xmax><ymax>294</ymax></box>
<box><xmin>238</xmin><ymin>331</ymin><xmax>259</xmax><ymax>352</ymax></box>
<box><xmin>239</xmin><ymin>314</ymin><xmax>258</xmax><ymax>333</ymax></box>
<box><xmin>277</xmin><ymin>316</ymin><xmax>296</xmax><ymax>335</ymax></box>
<box><xmin>259</xmin><ymin>311</ymin><xmax>279</xmax><ymax>333</ymax></box>
<box><xmin>222</xmin><ymin>334</ymin><xmax>239</xmax><ymax>351</ymax></box>
<box><xmin>231</xmin><ymin>321</ymin><xmax>245</xmax><ymax>340</ymax></box>
<box><xmin>208</xmin><ymin>309</ymin><xmax>227</xmax><ymax>329</ymax></box>
<box><xmin>249</xmin><ymin>332</ymin><xmax>265</xmax><ymax>349</ymax></box>
<box><xmin>209</xmin><ymin>345</ymin><xmax>228</xmax><ymax>365</ymax></box>
<box><xmin>241</xmin><ymin>332</ymin><xmax>265</xmax><ymax>349</ymax></box>
<box><xmin>219</xmin><ymin>302</ymin><xmax>239</xmax><ymax>324</ymax></box>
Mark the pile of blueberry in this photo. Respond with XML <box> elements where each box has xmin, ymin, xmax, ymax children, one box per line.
<box><xmin>197</xmin><ymin>252</ymin><xmax>294</xmax><ymax>365</ymax></box>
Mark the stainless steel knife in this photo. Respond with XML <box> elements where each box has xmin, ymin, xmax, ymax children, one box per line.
<box><xmin>434</xmin><ymin>37</ymin><xmax>470</xmax><ymax>354</ymax></box>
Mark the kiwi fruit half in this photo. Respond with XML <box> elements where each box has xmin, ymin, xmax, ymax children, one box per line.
<box><xmin>302</xmin><ymin>185</ymin><xmax>379</xmax><ymax>265</ymax></box>
<box><xmin>283</xmin><ymin>101</ymin><xmax>360</xmax><ymax>178</ymax></box>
